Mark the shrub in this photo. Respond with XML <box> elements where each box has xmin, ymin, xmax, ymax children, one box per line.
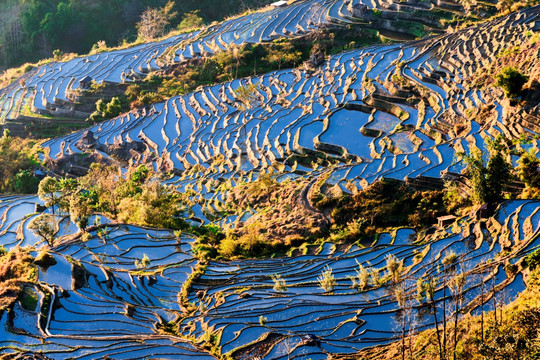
<box><xmin>271</xmin><ymin>274</ymin><xmax>287</xmax><ymax>292</ymax></box>
<box><xmin>135</xmin><ymin>254</ymin><xmax>151</xmax><ymax>269</ymax></box>
<box><xmin>178</xmin><ymin>10</ymin><xmax>204</xmax><ymax>31</ymax></box>
<box><xmin>13</xmin><ymin>170</ymin><xmax>39</xmax><ymax>194</ymax></box>
<box><xmin>0</xmin><ymin>249</ymin><xmax>37</xmax><ymax>311</ymax></box>
<box><xmin>34</xmin><ymin>249</ymin><xmax>57</xmax><ymax>269</ymax></box>
<box><xmin>495</xmin><ymin>67</ymin><xmax>528</xmax><ymax>98</ymax></box>
<box><xmin>524</xmin><ymin>249</ymin><xmax>540</xmax><ymax>270</ymax></box>
<box><xmin>318</xmin><ymin>266</ymin><xmax>336</xmax><ymax>293</ymax></box>
<box><xmin>53</xmin><ymin>49</ymin><xmax>64</xmax><ymax>61</ymax></box>
<box><xmin>192</xmin><ymin>243</ymin><xmax>218</xmax><ymax>261</ymax></box>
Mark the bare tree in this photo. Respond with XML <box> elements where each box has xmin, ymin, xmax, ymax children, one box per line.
<box><xmin>449</xmin><ymin>267</ymin><xmax>465</xmax><ymax>360</ymax></box>
<box><xmin>136</xmin><ymin>1</ymin><xmax>177</xmax><ymax>41</ymax></box>
<box><xmin>387</xmin><ymin>255</ymin><xmax>409</xmax><ymax>360</ymax></box>
<box><xmin>417</xmin><ymin>276</ymin><xmax>444</xmax><ymax>360</ymax></box>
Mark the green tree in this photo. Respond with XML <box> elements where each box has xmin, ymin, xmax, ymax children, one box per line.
<box><xmin>234</xmin><ymin>83</ymin><xmax>259</xmax><ymax>111</ymax></box>
<box><xmin>495</xmin><ymin>67</ymin><xmax>528</xmax><ymax>98</ymax></box>
<box><xmin>13</xmin><ymin>170</ymin><xmax>39</xmax><ymax>194</ymax></box>
<box><xmin>28</xmin><ymin>213</ymin><xmax>56</xmax><ymax>246</ymax></box>
<box><xmin>177</xmin><ymin>10</ymin><xmax>204</xmax><ymax>31</ymax></box>
<box><xmin>38</xmin><ymin>176</ymin><xmax>60</xmax><ymax>215</ymax></box>
<box><xmin>463</xmin><ymin>136</ymin><xmax>512</xmax><ymax>205</ymax></box>
<box><xmin>78</xmin><ymin>164</ymin><xmax>121</xmax><ymax>216</ymax></box>
<box><xmin>104</xmin><ymin>97</ymin><xmax>122</xmax><ymax>117</ymax></box>
<box><xmin>69</xmin><ymin>193</ymin><xmax>91</xmax><ymax>231</ymax></box>
<box><xmin>517</xmin><ymin>149</ymin><xmax>540</xmax><ymax>188</ymax></box>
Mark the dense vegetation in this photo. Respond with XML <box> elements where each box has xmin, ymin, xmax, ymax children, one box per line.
<box><xmin>0</xmin><ymin>247</ymin><xmax>37</xmax><ymax>311</ymax></box>
<box><xmin>0</xmin><ymin>130</ymin><xmax>41</xmax><ymax>193</ymax></box>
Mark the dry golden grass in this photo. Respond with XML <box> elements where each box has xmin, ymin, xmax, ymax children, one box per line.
<box><xmin>0</xmin><ymin>248</ymin><xmax>37</xmax><ymax>311</ymax></box>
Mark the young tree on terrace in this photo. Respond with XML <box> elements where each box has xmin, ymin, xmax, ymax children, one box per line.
<box><xmin>69</xmin><ymin>193</ymin><xmax>91</xmax><ymax>231</ymax></box>
<box><xmin>441</xmin><ymin>251</ymin><xmax>458</xmax><ymax>358</ymax></box>
<box><xmin>136</xmin><ymin>1</ymin><xmax>177</xmax><ymax>41</ymax></box>
<box><xmin>28</xmin><ymin>214</ymin><xmax>56</xmax><ymax>246</ymax></box>
<box><xmin>234</xmin><ymin>83</ymin><xmax>260</xmax><ymax>111</ymax></box>
<box><xmin>38</xmin><ymin>176</ymin><xmax>60</xmax><ymax>216</ymax></box>
<box><xmin>449</xmin><ymin>270</ymin><xmax>465</xmax><ymax>360</ymax></box>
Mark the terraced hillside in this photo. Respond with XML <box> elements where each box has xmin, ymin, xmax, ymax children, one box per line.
<box><xmin>0</xmin><ymin>0</ymin><xmax>460</xmax><ymax>125</ymax></box>
<box><xmin>0</xmin><ymin>2</ymin><xmax>540</xmax><ymax>360</ymax></box>
<box><xmin>1</xmin><ymin>195</ymin><xmax>540</xmax><ymax>359</ymax></box>
<box><xmin>42</xmin><ymin>6</ymin><xmax>540</xmax><ymax>221</ymax></box>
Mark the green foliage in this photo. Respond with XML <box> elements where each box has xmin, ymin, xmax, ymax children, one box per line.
<box><xmin>517</xmin><ymin>149</ymin><xmax>540</xmax><ymax>188</ymax></box>
<box><xmin>52</xmin><ymin>49</ymin><xmax>64</xmax><ymax>60</ymax></box>
<box><xmin>463</xmin><ymin>136</ymin><xmax>512</xmax><ymax>205</ymax></box>
<box><xmin>318</xmin><ymin>178</ymin><xmax>446</xmax><ymax>235</ymax></box>
<box><xmin>443</xmin><ymin>181</ymin><xmax>471</xmax><ymax>213</ymax></box>
<box><xmin>28</xmin><ymin>213</ymin><xmax>56</xmax><ymax>246</ymax></box>
<box><xmin>38</xmin><ymin>176</ymin><xmax>60</xmax><ymax>214</ymax></box>
<box><xmin>13</xmin><ymin>170</ymin><xmax>39</xmax><ymax>194</ymax></box>
<box><xmin>524</xmin><ymin>249</ymin><xmax>540</xmax><ymax>270</ymax></box>
<box><xmin>177</xmin><ymin>263</ymin><xmax>206</xmax><ymax>310</ymax></box>
<box><xmin>177</xmin><ymin>10</ymin><xmax>204</xmax><ymax>31</ymax></box>
<box><xmin>495</xmin><ymin>66</ymin><xmax>529</xmax><ymax>98</ymax></box>
<box><xmin>89</xmin><ymin>96</ymin><xmax>124</xmax><ymax>122</ymax></box>
<box><xmin>0</xmin><ymin>135</ymin><xmax>40</xmax><ymax>194</ymax></box>
<box><xmin>263</xmin><ymin>41</ymin><xmax>302</xmax><ymax>69</ymax></box>
<box><xmin>192</xmin><ymin>243</ymin><xmax>218</xmax><ymax>261</ymax></box>
<box><xmin>234</xmin><ymin>83</ymin><xmax>260</xmax><ymax>111</ymax></box>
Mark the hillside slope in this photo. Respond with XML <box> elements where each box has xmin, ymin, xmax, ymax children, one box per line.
<box><xmin>0</xmin><ymin>3</ymin><xmax>539</xmax><ymax>360</ymax></box>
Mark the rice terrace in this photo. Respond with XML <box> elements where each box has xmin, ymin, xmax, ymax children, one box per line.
<box><xmin>0</xmin><ymin>0</ymin><xmax>539</xmax><ymax>359</ymax></box>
